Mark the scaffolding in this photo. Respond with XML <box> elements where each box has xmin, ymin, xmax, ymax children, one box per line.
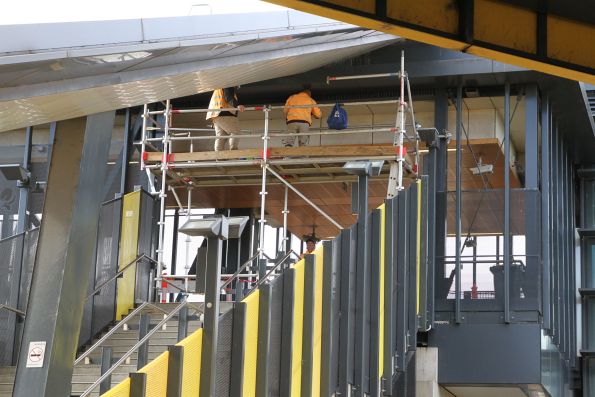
<box><xmin>139</xmin><ymin>54</ymin><xmax>421</xmax><ymax>292</ymax></box>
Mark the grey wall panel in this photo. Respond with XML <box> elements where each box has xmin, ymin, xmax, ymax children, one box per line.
<box><xmin>431</xmin><ymin>323</ymin><xmax>541</xmax><ymax>384</ymax></box>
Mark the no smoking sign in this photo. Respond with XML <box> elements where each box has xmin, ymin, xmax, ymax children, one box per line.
<box><xmin>26</xmin><ymin>341</ymin><xmax>46</xmax><ymax>368</ymax></box>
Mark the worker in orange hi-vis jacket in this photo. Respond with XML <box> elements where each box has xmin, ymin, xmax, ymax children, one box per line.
<box><xmin>206</xmin><ymin>87</ymin><xmax>245</xmax><ymax>151</ymax></box>
<box><xmin>283</xmin><ymin>84</ymin><xmax>321</xmax><ymax>147</ymax></box>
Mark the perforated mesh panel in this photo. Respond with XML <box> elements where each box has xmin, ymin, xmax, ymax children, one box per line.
<box><xmin>311</xmin><ymin>246</ymin><xmax>324</xmax><ymax>396</ymax></box>
<box><xmin>138</xmin><ymin>351</ymin><xmax>169</xmax><ymax>397</ymax></box>
<box><xmin>290</xmin><ymin>258</ymin><xmax>305</xmax><ymax>397</ymax></box>
<box><xmin>100</xmin><ymin>378</ymin><xmax>131</xmax><ymax>397</ymax></box>
<box><xmin>268</xmin><ymin>275</ymin><xmax>284</xmax><ymax>396</ymax></box>
<box><xmin>0</xmin><ymin>233</ymin><xmax>24</xmax><ymax>365</ymax></box>
<box><xmin>242</xmin><ymin>290</ymin><xmax>260</xmax><ymax>397</ymax></box>
<box><xmin>92</xmin><ymin>199</ymin><xmax>122</xmax><ymax>337</ymax></box>
<box><xmin>116</xmin><ymin>191</ymin><xmax>140</xmax><ymax>320</ymax></box>
<box><xmin>176</xmin><ymin>328</ymin><xmax>203</xmax><ymax>397</ymax></box>
<box><xmin>216</xmin><ymin>310</ymin><xmax>234</xmax><ymax>397</ymax></box>
<box><xmin>135</xmin><ymin>192</ymin><xmax>155</xmax><ymax>303</ymax></box>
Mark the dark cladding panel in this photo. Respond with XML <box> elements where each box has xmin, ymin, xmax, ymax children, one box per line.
<box><xmin>430</xmin><ymin>323</ymin><xmax>541</xmax><ymax>384</ymax></box>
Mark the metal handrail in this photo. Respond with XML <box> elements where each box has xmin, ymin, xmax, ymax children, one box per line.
<box><xmin>85</xmin><ymin>254</ymin><xmax>157</xmax><ymax>301</ymax></box>
<box><xmin>74</xmin><ymin>302</ymin><xmax>149</xmax><ymax>366</ymax></box>
<box><xmin>219</xmin><ymin>251</ymin><xmax>261</xmax><ymax>291</ymax></box>
<box><xmin>0</xmin><ymin>304</ymin><xmax>26</xmax><ymax>317</ymax></box>
<box><xmin>243</xmin><ymin>250</ymin><xmax>299</xmax><ymax>299</ymax></box>
<box><xmin>79</xmin><ymin>299</ymin><xmax>190</xmax><ymax>397</ymax></box>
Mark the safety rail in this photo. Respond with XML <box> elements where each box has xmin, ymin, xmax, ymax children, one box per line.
<box><xmin>85</xmin><ymin>254</ymin><xmax>158</xmax><ymax>301</ymax></box>
<box><xmin>74</xmin><ymin>302</ymin><xmax>149</xmax><ymax>365</ymax></box>
<box><xmin>0</xmin><ymin>304</ymin><xmax>26</xmax><ymax>317</ymax></box>
<box><xmin>79</xmin><ymin>299</ymin><xmax>193</xmax><ymax>397</ymax></box>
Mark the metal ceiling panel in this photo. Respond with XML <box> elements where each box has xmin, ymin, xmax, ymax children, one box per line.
<box><xmin>0</xmin><ymin>31</ymin><xmax>395</xmax><ymax>132</ymax></box>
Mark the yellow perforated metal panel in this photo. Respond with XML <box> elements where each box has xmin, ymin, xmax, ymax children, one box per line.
<box><xmin>290</xmin><ymin>258</ymin><xmax>305</xmax><ymax>397</ymax></box>
<box><xmin>100</xmin><ymin>378</ymin><xmax>131</xmax><ymax>397</ymax></box>
<box><xmin>311</xmin><ymin>246</ymin><xmax>324</xmax><ymax>397</ymax></box>
<box><xmin>242</xmin><ymin>290</ymin><xmax>260</xmax><ymax>397</ymax></box>
<box><xmin>176</xmin><ymin>328</ymin><xmax>203</xmax><ymax>397</ymax></box>
<box><xmin>378</xmin><ymin>203</ymin><xmax>386</xmax><ymax>378</ymax></box>
<box><xmin>115</xmin><ymin>191</ymin><xmax>141</xmax><ymax>320</ymax></box>
<box><xmin>138</xmin><ymin>351</ymin><xmax>169</xmax><ymax>397</ymax></box>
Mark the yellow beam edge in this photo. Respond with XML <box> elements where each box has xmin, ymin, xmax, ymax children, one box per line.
<box><xmin>265</xmin><ymin>0</ymin><xmax>595</xmax><ymax>85</ymax></box>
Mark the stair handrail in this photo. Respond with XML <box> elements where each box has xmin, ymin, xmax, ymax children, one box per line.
<box><xmin>219</xmin><ymin>251</ymin><xmax>262</xmax><ymax>291</ymax></box>
<box><xmin>0</xmin><ymin>303</ymin><xmax>26</xmax><ymax>317</ymax></box>
<box><xmin>245</xmin><ymin>249</ymin><xmax>300</xmax><ymax>297</ymax></box>
<box><xmin>74</xmin><ymin>302</ymin><xmax>150</xmax><ymax>366</ymax></box>
<box><xmin>79</xmin><ymin>298</ymin><xmax>191</xmax><ymax>397</ymax></box>
<box><xmin>85</xmin><ymin>254</ymin><xmax>158</xmax><ymax>301</ymax></box>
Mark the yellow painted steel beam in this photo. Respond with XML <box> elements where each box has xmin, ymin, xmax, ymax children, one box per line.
<box><xmin>265</xmin><ymin>0</ymin><xmax>595</xmax><ymax>84</ymax></box>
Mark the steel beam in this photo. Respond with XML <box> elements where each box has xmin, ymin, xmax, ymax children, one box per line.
<box><xmin>434</xmin><ymin>91</ymin><xmax>448</xmax><ymax>282</ymax></box>
<box><xmin>137</xmin><ymin>313</ymin><xmax>150</xmax><ymax>369</ymax></box>
<box><xmin>267</xmin><ymin>0</ymin><xmax>595</xmax><ymax>85</ymax></box>
<box><xmin>369</xmin><ymin>208</ymin><xmax>382</xmax><ymax>397</ymax></box>
<box><xmin>99</xmin><ymin>347</ymin><xmax>113</xmax><ymax>395</ymax></box>
<box><xmin>301</xmin><ymin>254</ymin><xmax>316</xmax><ymax>397</ymax></box>
<box><xmin>167</xmin><ymin>345</ymin><xmax>184</xmax><ymax>397</ymax></box>
<box><xmin>279</xmin><ymin>268</ymin><xmax>295</xmax><ymax>397</ymax></box>
<box><xmin>13</xmin><ymin>112</ymin><xmax>114</xmax><ymax>397</ymax></box>
<box><xmin>256</xmin><ymin>283</ymin><xmax>272</xmax><ymax>397</ymax></box>
<box><xmin>382</xmin><ymin>197</ymin><xmax>396</xmax><ymax>395</ymax></box>
<box><xmin>320</xmin><ymin>239</ymin><xmax>339</xmax><ymax>396</ymax></box>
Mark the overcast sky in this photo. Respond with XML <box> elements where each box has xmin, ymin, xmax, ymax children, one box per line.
<box><xmin>1</xmin><ymin>0</ymin><xmax>286</xmax><ymax>25</ymax></box>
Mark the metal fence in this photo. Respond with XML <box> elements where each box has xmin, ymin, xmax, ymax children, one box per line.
<box><xmin>0</xmin><ymin>228</ymin><xmax>39</xmax><ymax>365</ymax></box>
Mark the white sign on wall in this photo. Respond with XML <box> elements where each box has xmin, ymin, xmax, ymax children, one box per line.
<box><xmin>25</xmin><ymin>341</ymin><xmax>46</xmax><ymax>368</ymax></box>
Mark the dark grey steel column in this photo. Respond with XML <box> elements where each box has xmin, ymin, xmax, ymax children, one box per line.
<box><xmin>200</xmin><ymin>226</ymin><xmax>226</xmax><ymax>397</ymax></box>
<box><xmin>369</xmin><ymin>209</ymin><xmax>382</xmax><ymax>397</ymax></box>
<box><xmin>16</xmin><ymin>126</ymin><xmax>32</xmax><ymax>234</ymax></box>
<box><xmin>524</xmin><ymin>84</ymin><xmax>541</xmax><ymax>309</ymax></box>
<box><xmin>504</xmin><ymin>82</ymin><xmax>511</xmax><ymax>323</ymax></box>
<box><xmin>434</xmin><ymin>91</ymin><xmax>448</xmax><ymax>283</ymax></box>
<box><xmin>120</xmin><ymin>109</ymin><xmax>132</xmax><ymax>195</ymax></box>
<box><xmin>338</xmin><ymin>226</ymin><xmax>356</xmax><ymax>395</ymax></box>
<box><xmin>354</xmin><ymin>174</ymin><xmax>370</xmax><ymax>396</ymax></box>
<box><xmin>13</xmin><ymin>112</ymin><xmax>115</xmax><ymax>397</ymax></box>
<box><xmin>382</xmin><ymin>197</ymin><xmax>395</xmax><ymax>395</ymax></box>
<box><xmin>455</xmin><ymin>84</ymin><xmax>463</xmax><ymax>323</ymax></box>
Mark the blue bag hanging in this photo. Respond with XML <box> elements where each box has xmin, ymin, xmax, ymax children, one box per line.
<box><xmin>327</xmin><ymin>102</ymin><xmax>348</xmax><ymax>130</ymax></box>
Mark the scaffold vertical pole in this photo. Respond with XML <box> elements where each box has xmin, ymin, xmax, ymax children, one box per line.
<box><xmin>259</xmin><ymin>107</ymin><xmax>270</xmax><ymax>260</ymax></box>
<box><xmin>141</xmin><ymin>104</ymin><xmax>148</xmax><ymax>170</ymax></box>
<box><xmin>156</xmin><ymin>100</ymin><xmax>171</xmax><ymax>298</ymax></box>
<box><xmin>396</xmin><ymin>50</ymin><xmax>406</xmax><ymax>190</ymax></box>
<box><xmin>184</xmin><ymin>185</ymin><xmax>193</xmax><ymax>292</ymax></box>
<box><xmin>282</xmin><ymin>185</ymin><xmax>289</xmax><ymax>253</ymax></box>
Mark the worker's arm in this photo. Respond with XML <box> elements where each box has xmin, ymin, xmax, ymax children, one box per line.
<box><xmin>311</xmin><ymin>99</ymin><xmax>322</xmax><ymax>119</ymax></box>
<box><xmin>284</xmin><ymin>96</ymin><xmax>291</xmax><ymax>115</ymax></box>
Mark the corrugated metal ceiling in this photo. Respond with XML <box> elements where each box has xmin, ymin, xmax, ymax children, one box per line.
<box><xmin>0</xmin><ymin>30</ymin><xmax>396</xmax><ymax>132</ymax></box>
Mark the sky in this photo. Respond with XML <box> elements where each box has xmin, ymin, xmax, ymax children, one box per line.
<box><xmin>0</xmin><ymin>0</ymin><xmax>286</xmax><ymax>25</ymax></box>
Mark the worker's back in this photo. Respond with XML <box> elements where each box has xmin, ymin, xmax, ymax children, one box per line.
<box><xmin>284</xmin><ymin>91</ymin><xmax>321</xmax><ymax>125</ymax></box>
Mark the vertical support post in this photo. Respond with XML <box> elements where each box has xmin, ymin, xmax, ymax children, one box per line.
<box><xmin>282</xmin><ymin>185</ymin><xmax>289</xmax><ymax>253</ymax></box>
<box><xmin>455</xmin><ymin>84</ymin><xmax>463</xmax><ymax>323</ymax></box>
<box><xmin>369</xmin><ymin>209</ymin><xmax>382</xmax><ymax>397</ymax></box>
<box><xmin>140</xmin><ymin>104</ymin><xmax>148</xmax><ymax>171</ymax></box>
<box><xmin>354</xmin><ymin>173</ymin><xmax>370</xmax><ymax>396</ymax></box>
<box><xmin>13</xmin><ymin>113</ymin><xmax>114</xmax><ymax>397</ymax></box>
<box><xmin>396</xmin><ymin>50</ymin><xmax>406</xmax><ymax>190</ymax></box>
<box><xmin>338</xmin><ymin>226</ymin><xmax>356</xmax><ymax>395</ymax></box>
<box><xmin>16</xmin><ymin>126</ymin><xmax>32</xmax><ymax>234</ymax></box>
<box><xmin>259</xmin><ymin>108</ymin><xmax>270</xmax><ymax>259</ymax></box>
<box><xmin>200</xmin><ymin>231</ymin><xmax>225</xmax><ymax>397</ymax></box>
<box><xmin>99</xmin><ymin>347</ymin><xmax>113</xmax><ymax>395</ymax></box>
<box><xmin>259</xmin><ymin>258</ymin><xmax>268</xmax><ymax>280</ymax></box>
<box><xmin>120</xmin><ymin>108</ymin><xmax>131</xmax><ymax>195</ymax></box>
<box><xmin>395</xmin><ymin>191</ymin><xmax>409</xmax><ymax>374</ymax></box>
<box><xmin>156</xmin><ymin>100</ymin><xmax>171</xmax><ymax>297</ymax></box>
<box><xmin>320</xmin><ymin>239</ymin><xmax>340</xmax><ymax>396</ymax></box>
<box><xmin>382</xmin><ymin>197</ymin><xmax>395</xmax><ymax>395</ymax></box>
<box><xmin>167</xmin><ymin>345</ymin><xmax>184</xmax><ymax>397</ymax></box>
<box><xmin>177</xmin><ymin>305</ymin><xmax>188</xmax><ymax>342</ymax></box>
<box><xmin>504</xmin><ymin>82</ymin><xmax>512</xmax><ymax>323</ymax></box>
<box><xmin>256</xmin><ymin>284</ymin><xmax>273</xmax><ymax>397</ymax></box>
<box><xmin>524</xmin><ymin>84</ymin><xmax>540</xmax><ymax>308</ymax></box>
<box><xmin>434</xmin><ymin>91</ymin><xmax>448</xmax><ymax>283</ymax></box>
<box><xmin>137</xmin><ymin>313</ymin><xmax>150</xmax><ymax>369</ymax></box>
<box><xmin>279</xmin><ymin>268</ymin><xmax>296</xmax><ymax>397</ymax></box>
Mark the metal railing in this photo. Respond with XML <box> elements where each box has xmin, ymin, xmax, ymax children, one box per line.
<box><xmin>79</xmin><ymin>299</ymin><xmax>194</xmax><ymax>397</ymax></box>
<box><xmin>0</xmin><ymin>304</ymin><xmax>26</xmax><ymax>317</ymax></box>
<box><xmin>85</xmin><ymin>254</ymin><xmax>158</xmax><ymax>301</ymax></box>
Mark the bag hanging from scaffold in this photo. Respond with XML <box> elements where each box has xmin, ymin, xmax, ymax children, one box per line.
<box><xmin>327</xmin><ymin>103</ymin><xmax>348</xmax><ymax>130</ymax></box>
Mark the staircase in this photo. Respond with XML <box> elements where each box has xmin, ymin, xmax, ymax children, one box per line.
<box><xmin>0</xmin><ymin>302</ymin><xmax>234</xmax><ymax>397</ymax></box>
